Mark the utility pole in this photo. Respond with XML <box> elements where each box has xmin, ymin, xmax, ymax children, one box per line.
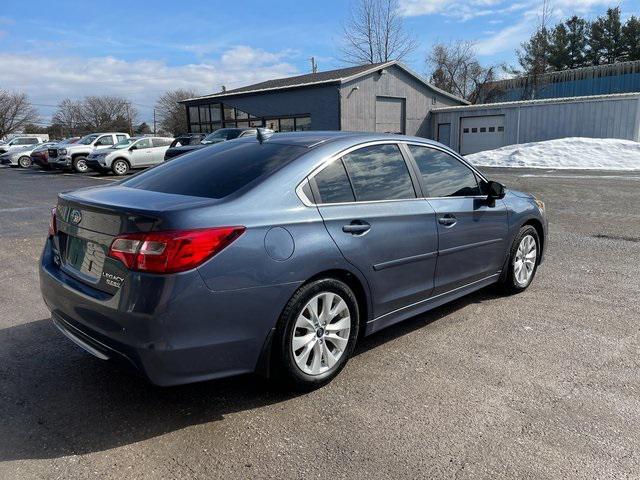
<box><xmin>153</xmin><ymin>108</ymin><xmax>156</xmax><ymax>134</ymax></box>
<box><xmin>310</xmin><ymin>57</ymin><xmax>318</xmax><ymax>74</ymax></box>
<box><xmin>125</xmin><ymin>103</ymin><xmax>132</xmax><ymax>136</ymax></box>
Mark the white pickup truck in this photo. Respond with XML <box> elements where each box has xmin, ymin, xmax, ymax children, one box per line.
<box><xmin>48</xmin><ymin>132</ymin><xmax>129</xmax><ymax>173</ymax></box>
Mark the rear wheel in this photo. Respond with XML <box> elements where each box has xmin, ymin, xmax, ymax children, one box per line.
<box><xmin>112</xmin><ymin>159</ymin><xmax>129</xmax><ymax>176</ymax></box>
<box><xmin>72</xmin><ymin>156</ymin><xmax>88</xmax><ymax>173</ymax></box>
<box><xmin>274</xmin><ymin>279</ymin><xmax>359</xmax><ymax>390</ymax></box>
<box><xmin>497</xmin><ymin>225</ymin><xmax>540</xmax><ymax>294</ymax></box>
<box><xmin>18</xmin><ymin>156</ymin><xmax>32</xmax><ymax>168</ymax></box>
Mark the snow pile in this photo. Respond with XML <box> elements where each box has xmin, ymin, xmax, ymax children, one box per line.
<box><xmin>466</xmin><ymin>137</ymin><xmax>640</xmax><ymax>170</ymax></box>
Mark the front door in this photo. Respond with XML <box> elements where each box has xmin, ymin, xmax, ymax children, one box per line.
<box><xmin>311</xmin><ymin>143</ymin><xmax>438</xmax><ymax>318</ymax></box>
<box><xmin>406</xmin><ymin>144</ymin><xmax>508</xmax><ymax>294</ymax></box>
<box><xmin>130</xmin><ymin>138</ymin><xmax>154</xmax><ymax>166</ymax></box>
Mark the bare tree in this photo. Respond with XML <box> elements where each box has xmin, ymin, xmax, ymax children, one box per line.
<box><xmin>0</xmin><ymin>91</ymin><xmax>39</xmax><ymax>138</ymax></box>
<box><xmin>52</xmin><ymin>96</ymin><xmax>137</xmax><ymax>136</ymax></box>
<box><xmin>341</xmin><ymin>0</ymin><xmax>417</xmax><ymax>65</ymax></box>
<box><xmin>426</xmin><ymin>41</ymin><xmax>500</xmax><ymax>103</ymax></box>
<box><xmin>155</xmin><ymin>89</ymin><xmax>198</xmax><ymax>136</ymax></box>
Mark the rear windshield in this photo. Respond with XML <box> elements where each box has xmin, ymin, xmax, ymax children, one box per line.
<box><xmin>121</xmin><ymin>140</ymin><xmax>306</xmax><ymax>199</ymax></box>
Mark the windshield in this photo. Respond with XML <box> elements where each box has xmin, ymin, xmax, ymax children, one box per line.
<box><xmin>78</xmin><ymin>134</ymin><xmax>100</xmax><ymax>145</ymax></box>
<box><xmin>113</xmin><ymin>138</ymin><xmax>136</xmax><ymax>149</ymax></box>
<box><xmin>202</xmin><ymin>129</ymin><xmax>240</xmax><ymax>144</ymax></box>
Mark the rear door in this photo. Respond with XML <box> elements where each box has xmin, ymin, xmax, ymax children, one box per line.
<box><xmin>312</xmin><ymin>142</ymin><xmax>438</xmax><ymax>318</ymax></box>
<box><xmin>406</xmin><ymin>144</ymin><xmax>508</xmax><ymax>294</ymax></box>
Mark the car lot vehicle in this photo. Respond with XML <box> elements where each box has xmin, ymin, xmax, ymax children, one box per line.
<box><xmin>163</xmin><ymin>128</ymin><xmax>266</xmax><ymax>161</ymax></box>
<box><xmin>40</xmin><ymin>132</ymin><xmax>547</xmax><ymax>390</ymax></box>
<box><xmin>170</xmin><ymin>133</ymin><xmax>206</xmax><ymax>147</ymax></box>
<box><xmin>86</xmin><ymin>136</ymin><xmax>174</xmax><ymax>175</ymax></box>
<box><xmin>0</xmin><ymin>141</ymin><xmax>57</xmax><ymax>167</ymax></box>
<box><xmin>48</xmin><ymin>132</ymin><xmax>130</xmax><ymax>173</ymax></box>
<box><xmin>0</xmin><ymin>136</ymin><xmax>48</xmax><ymax>155</ymax></box>
<box><xmin>31</xmin><ymin>137</ymin><xmax>80</xmax><ymax>170</ymax></box>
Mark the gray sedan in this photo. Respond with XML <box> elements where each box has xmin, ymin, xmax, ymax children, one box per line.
<box><xmin>85</xmin><ymin>136</ymin><xmax>174</xmax><ymax>175</ymax></box>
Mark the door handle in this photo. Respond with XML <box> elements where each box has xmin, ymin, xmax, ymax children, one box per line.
<box><xmin>438</xmin><ymin>214</ymin><xmax>457</xmax><ymax>227</ymax></box>
<box><xmin>342</xmin><ymin>221</ymin><xmax>371</xmax><ymax>235</ymax></box>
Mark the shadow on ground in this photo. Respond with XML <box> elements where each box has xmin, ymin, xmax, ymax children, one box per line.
<box><xmin>0</xmin><ymin>288</ymin><xmax>500</xmax><ymax>461</ymax></box>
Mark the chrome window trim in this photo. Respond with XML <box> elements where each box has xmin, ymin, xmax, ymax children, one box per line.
<box><xmin>296</xmin><ymin>139</ymin><xmax>490</xmax><ymax>207</ymax></box>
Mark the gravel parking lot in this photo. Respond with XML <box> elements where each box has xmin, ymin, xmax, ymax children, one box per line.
<box><xmin>1</xmin><ymin>165</ymin><xmax>639</xmax><ymax>479</ymax></box>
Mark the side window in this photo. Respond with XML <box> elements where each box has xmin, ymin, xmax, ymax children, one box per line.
<box><xmin>151</xmin><ymin>138</ymin><xmax>170</xmax><ymax>147</ymax></box>
<box><xmin>314</xmin><ymin>159</ymin><xmax>355</xmax><ymax>204</ymax></box>
<box><xmin>136</xmin><ymin>138</ymin><xmax>152</xmax><ymax>149</ymax></box>
<box><xmin>116</xmin><ymin>135</ymin><xmax>128</xmax><ymax>142</ymax></box>
<box><xmin>408</xmin><ymin>145</ymin><xmax>480</xmax><ymax>197</ymax></box>
<box><xmin>341</xmin><ymin>144</ymin><xmax>415</xmax><ymax>201</ymax></box>
<box><xmin>95</xmin><ymin>135</ymin><xmax>114</xmax><ymax>146</ymax></box>
<box><xmin>27</xmin><ymin>138</ymin><xmax>38</xmax><ymax>144</ymax></box>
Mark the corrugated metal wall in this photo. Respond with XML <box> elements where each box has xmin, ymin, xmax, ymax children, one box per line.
<box><xmin>340</xmin><ymin>65</ymin><xmax>462</xmax><ymax>137</ymax></box>
<box><xmin>432</xmin><ymin>94</ymin><xmax>640</xmax><ymax>153</ymax></box>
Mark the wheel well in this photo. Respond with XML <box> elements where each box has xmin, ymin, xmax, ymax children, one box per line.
<box><xmin>523</xmin><ymin>218</ymin><xmax>544</xmax><ymax>260</ymax></box>
<box><xmin>306</xmin><ymin>269</ymin><xmax>370</xmax><ymax>331</ymax></box>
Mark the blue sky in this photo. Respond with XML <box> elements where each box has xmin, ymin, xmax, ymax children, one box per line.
<box><xmin>1</xmin><ymin>0</ymin><xmax>632</xmax><ymax>125</ymax></box>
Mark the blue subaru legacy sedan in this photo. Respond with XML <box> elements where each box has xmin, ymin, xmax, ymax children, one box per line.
<box><xmin>40</xmin><ymin>131</ymin><xmax>547</xmax><ymax>390</ymax></box>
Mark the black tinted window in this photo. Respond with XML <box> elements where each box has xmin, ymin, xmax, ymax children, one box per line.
<box><xmin>409</xmin><ymin>145</ymin><xmax>480</xmax><ymax>197</ymax></box>
<box><xmin>314</xmin><ymin>159</ymin><xmax>355</xmax><ymax>204</ymax></box>
<box><xmin>342</xmin><ymin>144</ymin><xmax>415</xmax><ymax>201</ymax></box>
<box><xmin>122</xmin><ymin>141</ymin><xmax>305</xmax><ymax>199</ymax></box>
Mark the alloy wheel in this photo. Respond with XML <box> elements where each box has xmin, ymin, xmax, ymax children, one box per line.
<box><xmin>19</xmin><ymin>156</ymin><xmax>31</xmax><ymax>168</ymax></box>
<box><xmin>514</xmin><ymin>234</ymin><xmax>537</xmax><ymax>287</ymax></box>
<box><xmin>113</xmin><ymin>160</ymin><xmax>128</xmax><ymax>175</ymax></box>
<box><xmin>75</xmin><ymin>158</ymin><xmax>88</xmax><ymax>173</ymax></box>
<box><xmin>292</xmin><ymin>292</ymin><xmax>351</xmax><ymax>376</ymax></box>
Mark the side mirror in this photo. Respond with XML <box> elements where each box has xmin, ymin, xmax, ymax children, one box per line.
<box><xmin>129</xmin><ymin>145</ymin><xmax>136</xmax><ymax>151</ymax></box>
<box><xmin>486</xmin><ymin>180</ymin><xmax>506</xmax><ymax>200</ymax></box>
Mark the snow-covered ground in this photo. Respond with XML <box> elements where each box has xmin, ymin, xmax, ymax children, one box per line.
<box><xmin>465</xmin><ymin>137</ymin><xmax>640</xmax><ymax>170</ymax></box>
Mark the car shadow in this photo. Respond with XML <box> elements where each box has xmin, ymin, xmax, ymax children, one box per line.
<box><xmin>0</xmin><ymin>287</ymin><xmax>501</xmax><ymax>461</ymax></box>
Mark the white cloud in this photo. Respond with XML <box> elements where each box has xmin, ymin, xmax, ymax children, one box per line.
<box><xmin>0</xmin><ymin>46</ymin><xmax>299</xmax><ymax>122</ymax></box>
<box><xmin>398</xmin><ymin>0</ymin><xmax>504</xmax><ymax>20</ymax></box>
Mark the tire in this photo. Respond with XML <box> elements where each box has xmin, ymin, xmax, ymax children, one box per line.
<box><xmin>273</xmin><ymin>279</ymin><xmax>360</xmax><ymax>391</ymax></box>
<box><xmin>111</xmin><ymin>159</ymin><xmax>130</xmax><ymax>176</ymax></box>
<box><xmin>72</xmin><ymin>156</ymin><xmax>88</xmax><ymax>173</ymax></box>
<box><xmin>18</xmin><ymin>156</ymin><xmax>32</xmax><ymax>168</ymax></box>
<box><xmin>496</xmin><ymin>225</ymin><xmax>540</xmax><ymax>294</ymax></box>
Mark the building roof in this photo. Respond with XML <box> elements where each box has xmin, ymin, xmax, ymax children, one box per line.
<box><xmin>432</xmin><ymin>92</ymin><xmax>640</xmax><ymax>113</ymax></box>
<box><xmin>182</xmin><ymin>61</ymin><xmax>468</xmax><ymax>104</ymax></box>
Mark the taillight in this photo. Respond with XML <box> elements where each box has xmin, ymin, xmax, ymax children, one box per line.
<box><xmin>107</xmin><ymin>227</ymin><xmax>245</xmax><ymax>274</ymax></box>
<box><xmin>48</xmin><ymin>207</ymin><xmax>57</xmax><ymax>236</ymax></box>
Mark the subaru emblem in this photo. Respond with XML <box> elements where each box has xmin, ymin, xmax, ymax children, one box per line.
<box><xmin>70</xmin><ymin>209</ymin><xmax>82</xmax><ymax>225</ymax></box>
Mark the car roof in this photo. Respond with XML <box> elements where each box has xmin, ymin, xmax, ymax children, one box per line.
<box><xmin>234</xmin><ymin>131</ymin><xmax>444</xmax><ymax>149</ymax></box>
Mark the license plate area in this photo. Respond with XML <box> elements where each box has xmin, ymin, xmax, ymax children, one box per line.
<box><xmin>64</xmin><ymin>235</ymin><xmax>106</xmax><ymax>282</ymax></box>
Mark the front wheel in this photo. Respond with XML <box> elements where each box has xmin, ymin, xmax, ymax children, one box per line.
<box><xmin>274</xmin><ymin>279</ymin><xmax>360</xmax><ymax>391</ymax></box>
<box><xmin>18</xmin><ymin>156</ymin><xmax>32</xmax><ymax>168</ymax></box>
<box><xmin>497</xmin><ymin>225</ymin><xmax>540</xmax><ymax>294</ymax></box>
<box><xmin>72</xmin><ymin>156</ymin><xmax>88</xmax><ymax>173</ymax></box>
<box><xmin>111</xmin><ymin>159</ymin><xmax>130</xmax><ymax>176</ymax></box>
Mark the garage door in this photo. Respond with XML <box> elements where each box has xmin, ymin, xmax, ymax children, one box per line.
<box><xmin>375</xmin><ymin>97</ymin><xmax>405</xmax><ymax>134</ymax></box>
<box><xmin>460</xmin><ymin>115</ymin><xmax>505</xmax><ymax>155</ymax></box>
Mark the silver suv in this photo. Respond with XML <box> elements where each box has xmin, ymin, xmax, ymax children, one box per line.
<box><xmin>0</xmin><ymin>136</ymin><xmax>47</xmax><ymax>155</ymax></box>
<box><xmin>86</xmin><ymin>136</ymin><xmax>174</xmax><ymax>175</ymax></box>
<box><xmin>48</xmin><ymin>132</ymin><xmax>129</xmax><ymax>173</ymax></box>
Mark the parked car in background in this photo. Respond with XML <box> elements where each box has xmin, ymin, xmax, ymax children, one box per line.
<box><xmin>0</xmin><ymin>141</ymin><xmax>57</xmax><ymax>167</ymax></box>
<box><xmin>40</xmin><ymin>132</ymin><xmax>547</xmax><ymax>390</ymax></box>
<box><xmin>163</xmin><ymin>128</ymin><xmax>265</xmax><ymax>161</ymax></box>
<box><xmin>48</xmin><ymin>133</ymin><xmax>130</xmax><ymax>173</ymax></box>
<box><xmin>31</xmin><ymin>137</ymin><xmax>80</xmax><ymax>170</ymax></box>
<box><xmin>86</xmin><ymin>136</ymin><xmax>174</xmax><ymax>175</ymax></box>
<box><xmin>170</xmin><ymin>133</ymin><xmax>206</xmax><ymax>148</ymax></box>
<box><xmin>0</xmin><ymin>136</ymin><xmax>48</xmax><ymax>155</ymax></box>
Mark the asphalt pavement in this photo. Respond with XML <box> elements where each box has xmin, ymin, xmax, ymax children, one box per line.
<box><xmin>1</xmin><ymin>165</ymin><xmax>639</xmax><ymax>479</ymax></box>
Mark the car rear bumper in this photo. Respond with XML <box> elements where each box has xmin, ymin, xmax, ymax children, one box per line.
<box><xmin>39</xmin><ymin>238</ymin><xmax>299</xmax><ymax>386</ymax></box>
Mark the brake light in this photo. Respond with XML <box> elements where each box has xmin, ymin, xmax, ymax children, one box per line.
<box><xmin>107</xmin><ymin>227</ymin><xmax>245</xmax><ymax>274</ymax></box>
<box><xmin>48</xmin><ymin>207</ymin><xmax>57</xmax><ymax>236</ymax></box>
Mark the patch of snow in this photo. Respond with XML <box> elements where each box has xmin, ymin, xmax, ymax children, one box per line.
<box><xmin>465</xmin><ymin>137</ymin><xmax>640</xmax><ymax>170</ymax></box>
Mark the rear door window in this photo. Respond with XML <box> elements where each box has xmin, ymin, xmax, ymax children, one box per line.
<box><xmin>135</xmin><ymin>138</ymin><xmax>152</xmax><ymax>149</ymax></box>
<box><xmin>122</xmin><ymin>141</ymin><xmax>305</xmax><ymax>199</ymax></box>
<box><xmin>341</xmin><ymin>144</ymin><xmax>415</xmax><ymax>201</ymax></box>
<box><xmin>95</xmin><ymin>135</ymin><xmax>114</xmax><ymax>146</ymax></box>
<box><xmin>314</xmin><ymin>159</ymin><xmax>355</xmax><ymax>204</ymax></box>
<box><xmin>408</xmin><ymin>145</ymin><xmax>480</xmax><ymax>197</ymax></box>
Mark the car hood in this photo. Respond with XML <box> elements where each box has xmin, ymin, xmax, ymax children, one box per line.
<box><xmin>168</xmin><ymin>144</ymin><xmax>208</xmax><ymax>153</ymax></box>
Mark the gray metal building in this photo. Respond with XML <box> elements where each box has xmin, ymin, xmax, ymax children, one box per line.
<box><xmin>181</xmin><ymin>61</ymin><xmax>466</xmax><ymax>137</ymax></box>
<box><xmin>431</xmin><ymin>93</ymin><xmax>640</xmax><ymax>155</ymax></box>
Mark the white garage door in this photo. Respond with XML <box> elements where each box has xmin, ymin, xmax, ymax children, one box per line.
<box><xmin>460</xmin><ymin>115</ymin><xmax>505</xmax><ymax>155</ymax></box>
<box><xmin>375</xmin><ymin>97</ymin><xmax>405</xmax><ymax>134</ymax></box>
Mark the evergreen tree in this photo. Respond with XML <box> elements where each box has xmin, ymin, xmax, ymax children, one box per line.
<box><xmin>564</xmin><ymin>16</ymin><xmax>589</xmax><ymax>68</ymax></box>
<box><xmin>622</xmin><ymin>16</ymin><xmax>640</xmax><ymax>61</ymax></box>
<box><xmin>588</xmin><ymin>7</ymin><xmax>624</xmax><ymax>65</ymax></box>
<box><xmin>135</xmin><ymin>122</ymin><xmax>151</xmax><ymax>134</ymax></box>
<box><xmin>548</xmin><ymin>23</ymin><xmax>570</xmax><ymax>70</ymax></box>
<box><xmin>517</xmin><ymin>27</ymin><xmax>552</xmax><ymax>75</ymax></box>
